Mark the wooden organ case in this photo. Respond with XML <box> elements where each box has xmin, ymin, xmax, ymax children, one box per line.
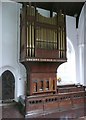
<box><xmin>20</xmin><ymin>3</ymin><xmax>67</xmax><ymax>117</ymax></box>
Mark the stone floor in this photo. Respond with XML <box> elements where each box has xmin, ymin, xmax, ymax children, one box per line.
<box><xmin>0</xmin><ymin>102</ymin><xmax>86</xmax><ymax>120</ymax></box>
<box><xmin>1</xmin><ymin>102</ymin><xmax>24</xmax><ymax>119</ymax></box>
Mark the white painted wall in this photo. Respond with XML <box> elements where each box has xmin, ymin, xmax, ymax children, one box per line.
<box><xmin>78</xmin><ymin>2</ymin><xmax>86</xmax><ymax>86</ymax></box>
<box><xmin>0</xmin><ymin>1</ymin><xmax>2</xmax><ymax>119</ymax></box>
<box><xmin>37</xmin><ymin>7</ymin><xmax>50</xmax><ymax>17</ymax></box>
<box><xmin>57</xmin><ymin>15</ymin><xmax>78</xmax><ymax>85</ymax></box>
<box><xmin>0</xmin><ymin>2</ymin><xmax>2</xmax><ymax>69</ymax></box>
<box><xmin>84</xmin><ymin>3</ymin><xmax>86</xmax><ymax>86</ymax></box>
<box><xmin>0</xmin><ymin>2</ymin><xmax>26</xmax><ymax>101</ymax></box>
<box><xmin>66</xmin><ymin>15</ymin><xmax>79</xmax><ymax>84</ymax></box>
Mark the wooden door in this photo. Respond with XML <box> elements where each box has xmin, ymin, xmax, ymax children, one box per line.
<box><xmin>1</xmin><ymin>70</ymin><xmax>15</xmax><ymax>101</ymax></box>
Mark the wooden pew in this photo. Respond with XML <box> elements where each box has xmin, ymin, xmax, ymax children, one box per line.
<box><xmin>57</xmin><ymin>84</ymin><xmax>85</xmax><ymax>93</ymax></box>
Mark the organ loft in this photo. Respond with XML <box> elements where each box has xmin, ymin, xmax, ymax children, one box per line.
<box><xmin>19</xmin><ymin>3</ymin><xmax>86</xmax><ymax>118</ymax></box>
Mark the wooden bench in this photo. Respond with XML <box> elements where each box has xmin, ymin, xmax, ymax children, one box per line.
<box><xmin>57</xmin><ymin>84</ymin><xmax>85</xmax><ymax>93</ymax></box>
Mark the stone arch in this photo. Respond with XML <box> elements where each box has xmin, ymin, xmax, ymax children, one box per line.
<box><xmin>0</xmin><ymin>66</ymin><xmax>17</xmax><ymax>101</ymax></box>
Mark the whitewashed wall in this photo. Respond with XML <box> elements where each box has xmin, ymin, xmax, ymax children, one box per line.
<box><xmin>78</xmin><ymin>2</ymin><xmax>86</xmax><ymax>86</ymax></box>
<box><xmin>0</xmin><ymin>2</ymin><xmax>26</xmax><ymax>101</ymax></box>
<box><xmin>0</xmin><ymin>2</ymin><xmax>2</xmax><ymax>69</ymax></box>
<box><xmin>58</xmin><ymin>15</ymin><xmax>78</xmax><ymax>85</ymax></box>
<box><xmin>0</xmin><ymin>2</ymin><xmax>2</xmax><ymax>119</ymax></box>
<box><xmin>66</xmin><ymin>15</ymin><xmax>78</xmax><ymax>83</ymax></box>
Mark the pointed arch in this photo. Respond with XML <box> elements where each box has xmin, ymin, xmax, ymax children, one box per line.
<box><xmin>0</xmin><ymin>70</ymin><xmax>15</xmax><ymax>101</ymax></box>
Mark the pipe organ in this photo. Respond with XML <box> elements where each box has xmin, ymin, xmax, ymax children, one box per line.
<box><xmin>20</xmin><ymin>4</ymin><xmax>66</xmax><ymax>60</ymax></box>
<box><xmin>20</xmin><ymin>3</ymin><xmax>67</xmax><ymax>117</ymax></box>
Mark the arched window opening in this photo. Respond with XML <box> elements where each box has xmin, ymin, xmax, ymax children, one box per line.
<box><xmin>57</xmin><ymin>38</ymin><xmax>76</xmax><ymax>85</ymax></box>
